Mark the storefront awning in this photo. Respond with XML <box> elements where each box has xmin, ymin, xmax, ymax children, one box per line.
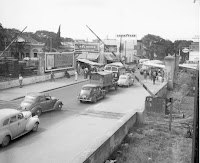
<box><xmin>77</xmin><ymin>52</ymin><xmax>100</xmax><ymax>61</ymax></box>
<box><xmin>77</xmin><ymin>58</ymin><xmax>103</xmax><ymax>66</ymax></box>
<box><xmin>104</xmin><ymin>53</ymin><xmax>118</xmax><ymax>61</ymax></box>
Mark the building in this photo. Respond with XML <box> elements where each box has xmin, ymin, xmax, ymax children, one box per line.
<box><xmin>189</xmin><ymin>42</ymin><xmax>199</xmax><ymax>62</ymax></box>
<box><xmin>13</xmin><ymin>35</ymin><xmax>45</xmax><ymax>59</ymax></box>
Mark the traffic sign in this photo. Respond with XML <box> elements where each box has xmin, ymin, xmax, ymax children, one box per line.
<box><xmin>182</xmin><ymin>48</ymin><xmax>189</xmax><ymax>53</ymax></box>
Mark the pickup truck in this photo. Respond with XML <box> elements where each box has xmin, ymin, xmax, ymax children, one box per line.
<box><xmin>90</xmin><ymin>71</ymin><xmax>118</xmax><ymax>92</ymax></box>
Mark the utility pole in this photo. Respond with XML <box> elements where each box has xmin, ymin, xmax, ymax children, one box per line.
<box><xmin>125</xmin><ymin>41</ymin><xmax>126</xmax><ymax>64</ymax></box>
<box><xmin>191</xmin><ymin>64</ymin><xmax>199</xmax><ymax>163</ymax></box>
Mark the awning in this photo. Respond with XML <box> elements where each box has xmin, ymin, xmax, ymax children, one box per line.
<box><xmin>77</xmin><ymin>58</ymin><xmax>103</xmax><ymax>66</ymax></box>
<box><xmin>77</xmin><ymin>52</ymin><xmax>100</xmax><ymax>61</ymax></box>
<box><xmin>104</xmin><ymin>53</ymin><xmax>118</xmax><ymax>61</ymax></box>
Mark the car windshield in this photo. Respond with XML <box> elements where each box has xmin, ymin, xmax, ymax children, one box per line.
<box><xmin>81</xmin><ymin>87</ymin><xmax>92</xmax><ymax>95</ymax></box>
<box><xmin>24</xmin><ymin>95</ymin><xmax>37</xmax><ymax>102</ymax></box>
<box><xmin>120</xmin><ymin>76</ymin><xmax>127</xmax><ymax>79</ymax></box>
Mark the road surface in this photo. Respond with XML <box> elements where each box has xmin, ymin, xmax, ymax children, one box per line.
<box><xmin>0</xmin><ymin>71</ymin><xmax>154</xmax><ymax>163</ymax></box>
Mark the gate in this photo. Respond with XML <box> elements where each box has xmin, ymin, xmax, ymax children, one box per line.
<box><xmin>145</xmin><ymin>96</ymin><xmax>166</xmax><ymax>114</ymax></box>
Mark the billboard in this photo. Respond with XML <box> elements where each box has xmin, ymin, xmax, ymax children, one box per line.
<box><xmin>74</xmin><ymin>43</ymin><xmax>99</xmax><ymax>52</ymax></box>
<box><xmin>104</xmin><ymin>45</ymin><xmax>117</xmax><ymax>52</ymax></box>
<box><xmin>45</xmin><ymin>52</ymin><xmax>74</xmax><ymax>72</ymax></box>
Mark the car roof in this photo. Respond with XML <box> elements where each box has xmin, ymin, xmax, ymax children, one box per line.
<box><xmin>26</xmin><ymin>92</ymin><xmax>48</xmax><ymax>97</ymax></box>
<box><xmin>82</xmin><ymin>84</ymin><xmax>100</xmax><ymax>88</ymax></box>
<box><xmin>92</xmin><ymin>71</ymin><xmax>112</xmax><ymax>75</ymax></box>
<box><xmin>119</xmin><ymin>74</ymin><xmax>129</xmax><ymax>77</ymax></box>
<box><xmin>0</xmin><ymin>109</ymin><xmax>20</xmax><ymax>123</ymax></box>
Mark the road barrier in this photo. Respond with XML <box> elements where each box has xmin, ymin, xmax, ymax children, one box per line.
<box><xmin>75</xmin><ymin>82</ymin><xmax>167</xmax><ymax>163</ymax></box>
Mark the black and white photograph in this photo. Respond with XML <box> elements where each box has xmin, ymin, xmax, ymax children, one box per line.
<box><xmin>0</xmin><ymin>0</ymin><xmax>199</xmax><ymax>163</ymax></box>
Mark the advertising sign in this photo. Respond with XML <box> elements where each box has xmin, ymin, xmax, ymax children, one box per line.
<box><xmin>45</xmin><ymin>52</ymin><xmax>74</xmax><ymax>72</ymax></box>
<box><xmin>116</xmin><ymin>34</ymin><xmax>137</xmax><ymax>37</ymax></box>
<box><xmin>46</xmin><ymin>54</ymin><xmax>54</xmax><ymax>70</ymax></box>
<box><xmin>74</xmin><ymin>43</ymin><xmax>99</xmax><ymax>52</ymax></box>
<box><xmin>104</xmin><ymin>45</ymin><xmax>117</xmax><ymax>52</ymax></box>
<box><xmin>182</xmin><ymin>48</ymin><xmax>189</xmax><ymax>53</ymax></box>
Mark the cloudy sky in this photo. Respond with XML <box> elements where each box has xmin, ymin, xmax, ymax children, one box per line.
<box><xmin>0</xmin><ymin>0</ymin><xmax>199</xmax><ymax>42</ymax></box>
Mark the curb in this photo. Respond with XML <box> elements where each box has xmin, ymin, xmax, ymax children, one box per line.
<box><xmin>11</xmin><ymin>79</ymin><xmax>89</xmax><ymax>101</ymax></box>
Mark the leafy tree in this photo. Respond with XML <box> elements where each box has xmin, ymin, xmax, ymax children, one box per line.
<box><xmin>0</xmin><ymin>23</ymin><xmax>7</xmax><ymax>51</ymax></box>
<box><xmin>141</xmin><ymin>34</ymin><xmax>173</xmax><ymax>60</ymax></box>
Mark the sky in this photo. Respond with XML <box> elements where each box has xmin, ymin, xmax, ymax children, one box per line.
<box><xmin>0</xmin><ymin>0</ymin><xmax>199</xmax><ymax>42</ymax></box>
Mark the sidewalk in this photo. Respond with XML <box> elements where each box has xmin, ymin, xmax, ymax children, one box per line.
<box><xmin>0</xmin><ymin>75</ymin><xmax>88</xmax><ymax>101</ymax></box>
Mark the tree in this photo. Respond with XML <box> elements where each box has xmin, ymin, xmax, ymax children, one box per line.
<box><xmin>0</xmin><ymin>23</ymin><xmax>7</xmax><ymax>51</ymax></box>
<box><xmin>141</xmin><ymin>34</ymin><xmax>173</xmax><ymax>60</ymax></box>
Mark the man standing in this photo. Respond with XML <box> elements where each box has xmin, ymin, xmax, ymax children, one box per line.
<box><xmin>19</xmin><ymin>74</ymin><xmax>23</xmax><ymax>88</ymax></box>
<box><xmin>50</xmin><ymin>71</ymin><xmax>55</xmax><ymax>82</ymax></box>
<box><xmin>75</xmin><ymin>70</ymin><xmax>78</xmax><ymax>81</ymax></box>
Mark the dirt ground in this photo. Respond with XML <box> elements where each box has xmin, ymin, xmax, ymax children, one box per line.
<box><xmin>106</xmin><ymin>72</ymin><xmax>195</xmax><ymax>163</ymax></box>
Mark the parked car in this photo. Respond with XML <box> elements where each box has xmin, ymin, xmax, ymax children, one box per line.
<box><xmin>19</xmin><ymin>92</ymin><xmax>63</xmax><ymax>116</ymax></box>
<box><xmin>78</xmin><ymin>84</ymin><xmax>106</xmax><ymax>103</ymax></box>
<box><xmin>117</xmin><ymin>74</ymin><xmax>134</xmax><ymax>87</ymax></box>
<box><xmin>0</xmin><ymin>108</ymin><xmax>40</xmax><ymax>147</ymax></box>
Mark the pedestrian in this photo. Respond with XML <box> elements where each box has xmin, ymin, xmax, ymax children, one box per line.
<box><xmin>50</xmin><ymin>71</ymin><xmax>55</xmax><ymax>82</ymax></box>
<box><xmin>152</xmin><ymin>70</ymin><xmax>157</xmax><ymax>85</ymax></box>
<box><xmin>84</xmin><ymin>67</ymin><xmax>88</xmax><ymax>79</ymax></box>
<box><xmin>143</xmin><ymin>70</ymin><xmax>147</xmax><ymax>82</ymax></box>
<box><xmin>65</xmin><ymin>70</ymin><xmax>70</xmax><ymax>78</ymax></box>
<box><xmin>75</xmin><ymin>70</ymin><xmax>78</xmax><ymax>81</ymax></box>
<box><xmin>19</xmin><ymin>74</ymin><xmax>23</xmax><ymax>88</ymax></box>
<box><xmin>149</xmin><ymin>69</ymin><xmax>152</xmax><ymax>80</ymax></box>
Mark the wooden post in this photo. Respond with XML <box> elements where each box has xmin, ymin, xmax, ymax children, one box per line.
<box><xmin>169</xmin><ymin>98</ymin><xmax>173</xmax><ymax>132</ymax></box>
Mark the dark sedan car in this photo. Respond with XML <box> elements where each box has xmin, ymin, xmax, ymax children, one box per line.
<box><xmin>77</xmin><ymin>84</ymin><xmax>106</xmax><ymax>103</ymax></box>
<box><xmin>19</xmin><ymin>92</ymin><xmax>63</xmax><ymax>116</ymax></box>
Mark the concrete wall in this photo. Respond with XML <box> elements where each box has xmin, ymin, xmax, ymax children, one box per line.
<box><xmin>0</xmin><ymin>70</ymin><xmax>75</xmax><ymax>90</ymax></box>
<box><xmin>78</xmin><ymin>82</ymin><xmax>167</xmax><ymax>163</ymax></box>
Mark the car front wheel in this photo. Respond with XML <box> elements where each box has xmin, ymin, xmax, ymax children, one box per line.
<box><xmin>2</xmin><ymin>135</ymin><xmax>11</xmax><ymax>147</ymax></box>
<box><xmin>57</xmin><ymin>103</ymin><xmax>62</xmax><ymax>111</ymax></box>
<box><xmin>32</xmin><ymin>123</ymin><xmax>39</xmax><ymax>132</ymax></box>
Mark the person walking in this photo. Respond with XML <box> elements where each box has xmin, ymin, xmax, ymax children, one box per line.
<box><xmin>50</xmin><ymin>71</ymin><xmax>55</xmax><ymax>82</ymax></box>
<box><xmin>75</xmin><ymin>70</ymin><xmax>78</xmax><ymax>81</ymax></box>
<box><xmin>152</xmin><ymin>70</ymin><xmax>157</xmax><ymax>85</ymax></box>
<box><xmin>19</xmin><ymin>74</ymin><xmax>23</xmax><ymax>88</ymax></box>
<box><xmin>143</xmin><ymin>70</ymin><xmax>147</xmax><ymax>82</ymax></box>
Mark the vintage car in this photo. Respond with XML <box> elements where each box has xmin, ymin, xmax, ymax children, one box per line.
<box><xmin>19</xmin><ymin>92</ymin><xmax>63</xmax><ymax>116</ymax></box>
<box><xmin>117</xmin><ymin>74</ymin><xmax>134</xmax><ymax>87</ymax></box>
<box><xmin>77</xmin><ymin>84</ymin><xmax>106</xmax><ymax>103</ymax></box>
<box><xmin>0</xmin><ymin>108</ymin><xmax>39</xmax><ymax>147</ymax></box>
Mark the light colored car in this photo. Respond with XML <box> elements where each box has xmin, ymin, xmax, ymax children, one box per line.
<box><xmin>117</xmin><ymin>74</ymin><xmax>134</xmax><ymax>87</ymax></box>
<box><xmin>0</xmin><ymin>108</ymin><xmax>40</xmax><ymax>147</ymax></box>
<box><xmin>19</xmin><ymin>92</ymin><xmax>63</xmax><ymax>116</ymax></box>
<box><xmin>77</xmin><ymin>84</ymin><xmax>106</xmax><ymax>103</ymax></box>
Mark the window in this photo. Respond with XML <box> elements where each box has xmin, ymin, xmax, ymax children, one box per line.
<box><xmin>39</xmin><ymin>96</ymin><xmax>46</xmax><ymax>102</ymax></box>
<box><xmin>34</xmin><ymin>53</ymin><xmax>37</xmax><ymax>57</ymax></box>
<box><xmin>45</xmin><ymin>96</ymin><xmax>51</xmax><ymax>100</ymax></box>
<box><xmin>3</xmin><ymin>119</ymin><xmax>9</xmax><ymax>126</ymax></box>
<box><xmin>18</xmin><ymin>113</ymin><xmax>24</xmax><ymax>120</ymax></box>
<box><xmin>10</xmin><ymin>116</ymin><xmax>17</xmax><ymax>123</ymax></box>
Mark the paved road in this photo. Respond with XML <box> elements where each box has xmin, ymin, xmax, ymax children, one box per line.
<box><xmin>0</xmin><ymin>70</ymin><xmax>164</xmax><ymax>163</ymax></box>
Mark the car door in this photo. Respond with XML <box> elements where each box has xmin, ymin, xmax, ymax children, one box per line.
<box><xmin>38</xmin><ymin>96</ymin><xmax>47</xmax><ymax>111</ymax></box>
<box><xmin>45</xmin><ymin>96</ymin><xmax>54</xmax><ymax>111</ymax></box>
<box><xmin>17</xmin><ymin>113</ymin><xmax>28</xmax><ymax>134</ymax></box>
<box><xmin>9</xmin><ymin>115</ymin><xmax>21</xmax><ymax>138</ymax></box>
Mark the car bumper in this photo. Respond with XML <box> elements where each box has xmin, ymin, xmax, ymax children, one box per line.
<box><xmin>78</xmin><ymin>97</ymin><xmax>92</xmax><ymax>102</ymax></box>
